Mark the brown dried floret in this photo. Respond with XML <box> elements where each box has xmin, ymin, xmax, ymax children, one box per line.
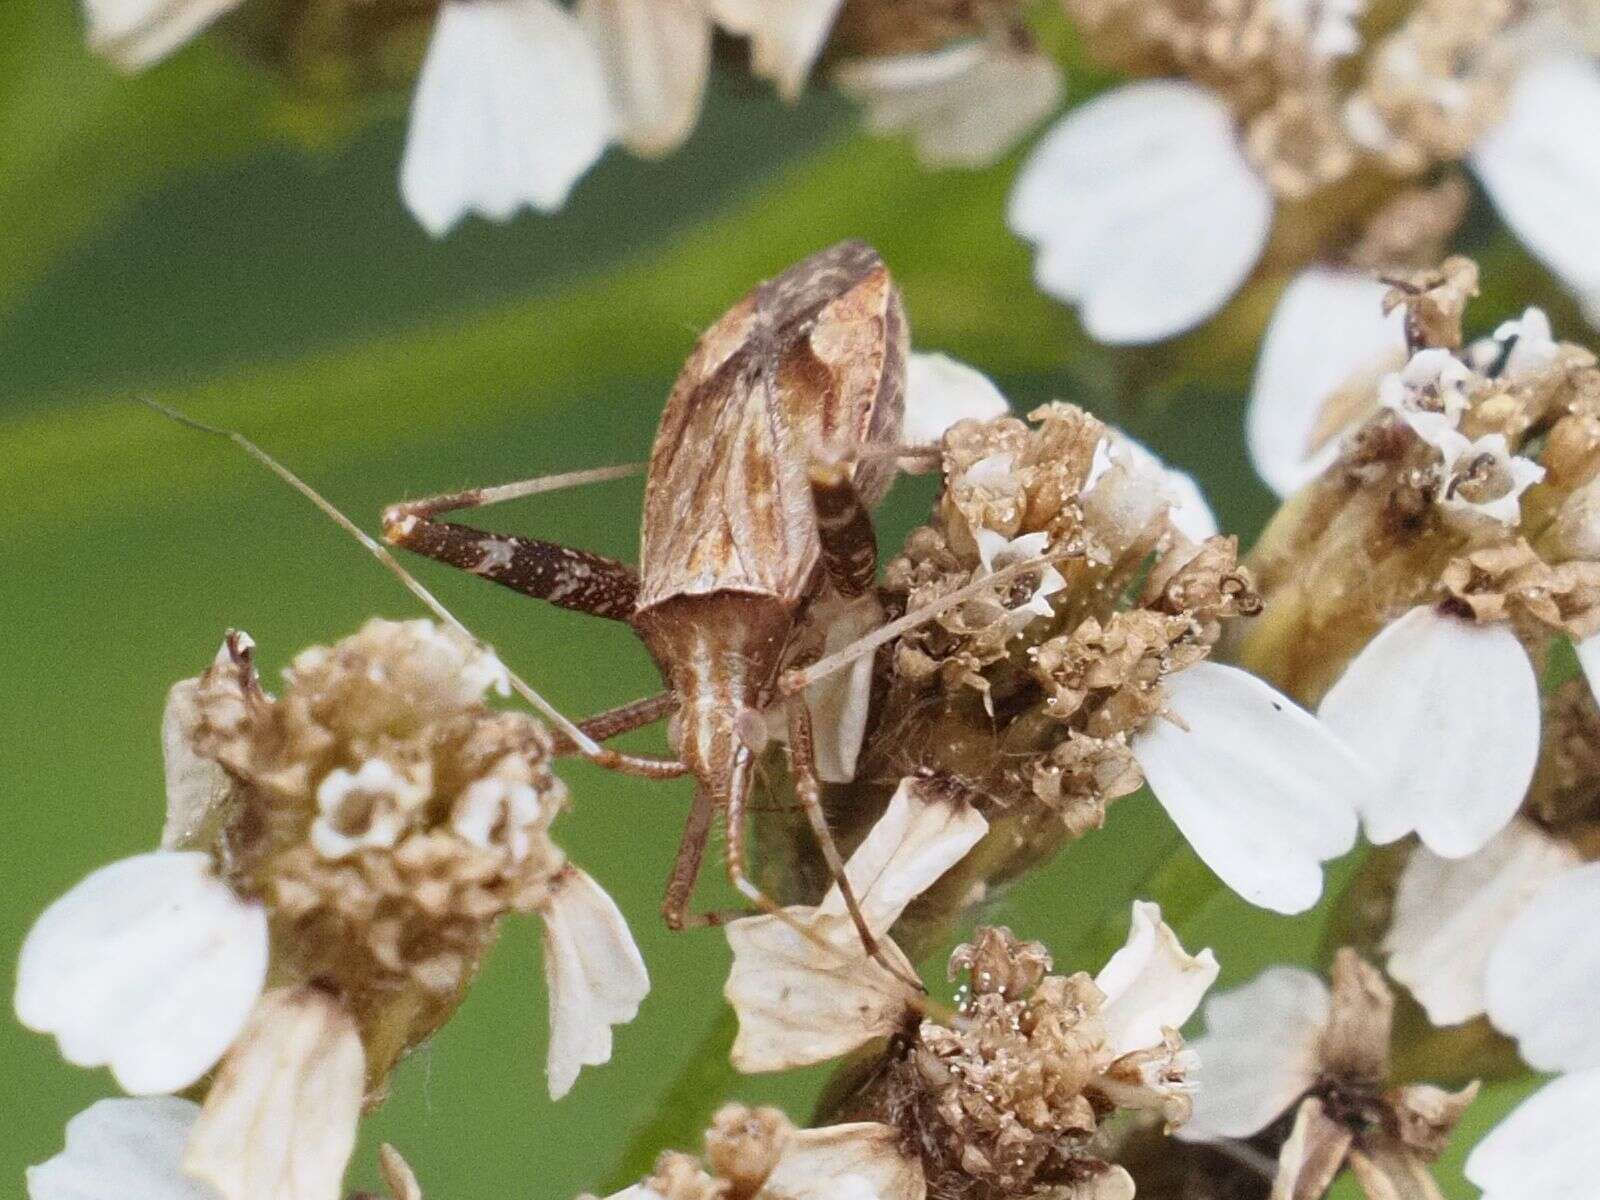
<box><xmin>1440</xmin><ymin>539</ymin><xmax>1600</xmax><ymax>641</ymax></box>
<box><xmin>1382</xmin><ymin>256</ymin><xmax>1479</xmax><ymax>351</ymax></box>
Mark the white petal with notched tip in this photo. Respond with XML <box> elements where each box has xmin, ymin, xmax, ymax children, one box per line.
<box><xmin>1009</xmin><ymin>81</ymin><xmax>1273</xmax><ymax>345</ymax></box>
<box><xmin>1179</xmin><ymin>966</ymin><xmax>1330</xmax><ymax>1141</ymax></box>
<box><xmin>1318</xmin><ymin>606</ymin><xmax>1538</xmax><ymax>858</ymax></box>
<box><xmin>1134</xmin><ymin>662</ymin><xmax>1362</xmax><ymax>914</ymax></box>
<box><xmin>401</xmin><ymin>0</ymin><xmax>613</xmax><ymax>235</ymax></box>
<box><xmin>15</xmin><ymin>850</ymin><xmax>268</xmax><ymax>1096</ymax></box>
<box><xmin>27</xmin><ymin>1098</ymin><xmax>213</xmax><ymax>1200</ymax></box>
<box><xmin>579</xmin><ymin>0</ymin><xmax>710</xmax><ymax>157</ymax></box>
<box><xmin>541</xmin><ymin>866</ymin><xmax>650</xmax><ymax>1098</ymax></box>
<box><xmin>1094</xmin><ymin>901</ymin><xmax>1219</xmax><ymax>1055</ymax></box>
<box><xmin>707</xmin><ymin>0</ymin><xmax>844</xmax><ymax>102</ymax></box>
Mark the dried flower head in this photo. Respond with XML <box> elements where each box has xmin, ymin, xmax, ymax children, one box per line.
<box><xmin>831</xmin><ymin>909</ymin><xmax>1216</xmax><ymax>1200</ymax></box>
<box><xmin>17</xmin><ymin>620</ymin><xmax>646</xmax><ymax>1200</ymax></box>
<box><xmin>855</xmin><ymin>385</ymin><xmax>1362</xmax><ymax>916</ymax></box>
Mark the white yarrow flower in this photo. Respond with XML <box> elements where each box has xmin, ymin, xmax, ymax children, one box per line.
<box><xmin>27</xmin><ymin>1097</ymin><xmax>214</xmax><ymax>1200</ymax></box>
<box><xmin>400</xmin><ymin>0</ymin><xmax>614</xmax><ymax>236</ymax></box>
<box><xmin>706</xmin><ymin>0</ymin><xmax>845</xmax><ymax>102</ymax></box>
<box><xmin>1471</xmin><ymin>54</ymin><xmax>1600</xmax><ymax>328</ymax></box>
<box><xmin>1094</xmin><ymin>901</ymin><xmax>1220</xmax><ymax>1056</ymax></box>
<box><xmin>1247</xmin><ymin>267</ymin><xmax>1408</xmax><ymax>496</ymax></box>
<box><xmin>15</xmin><ymin>850</ymin><xmax>269</xmax><ymax>1096</ymax></box>
<box><xmin>82</xmin><ymin>0</ymin><xmax>245</xmax><ymax>71</ymax></box>
<box><xmin>578</xmin><ymin>0</ymin><xmax>712</xmax><ymax>157</ymax></box>
<box><xmin>756</xmin><ymin>1124</ymin><xmax>925</xmax><ymax>1200</ymax></box>
<box><xmin>725</xmin><ymin>777</ymin><xmax>988</xmax><ymax>1072</ymax></box>
<box><xmin>1483</xmin><ymin>860</ymin><xmax>1600</xmax><ymax>1072</ymax></box>
<box><xmin>901</xmin><ymin>352</ymin><xmax>1012</xmax><ymax>449</ymax></box>
<box><xmin>182</xmin><ymin>987</ymin><xmax>365</xmax><ymax>1200</ymax></box>
<box><xmin>1466</xmin><ymin>1069</ymin><xmax>1600</xmax><ymax>1200</ymax></box>
<box><xmin>1177</xmin><ymin>966</ymin><xmax>1332</xmax><ymax>1141</ymax></box>
<box><xmin>974</xmin><ymin>528</ymin><xmax>1067</xmax><ymax>621</ymax></box>
<box><xmin>1383</xmin><ymin>818</ymin><xmax>1581</xmax><ymax>1026</ymax></box>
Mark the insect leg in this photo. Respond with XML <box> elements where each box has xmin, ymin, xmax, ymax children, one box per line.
<box><xmin>808</xmin><ymin>460</ymin><xmax>878</xmax><ymax>599</ymax></box>
<box><xmin>785</xmin><ymin>694</ymin><xmax>925</xmax><ymax>991</ymax></box>
<box><xmin>380</xmin><ymin>463</ymin><xmax>646</xmax><ymax>620</ymax></box>
<box><xmin>553</xmin><ymin>691</ymin><xmax>677</xmax><ymax>754</ymax></box>
<box><xmin>140</xmin><ymin>399</ymin><xmax>685</xmax><ymax>779</ymax></box>
<box><xmin>778</xmin><ymin>552</ymin><xmax>1072</xmax><ymax>696</ymax></box>
<box><xmin>661</xmin><ymin>783</ymin><xmax>721</xmax><ymax>930</ymax></box>
<box><xmin>383</xmin><ymin>512</ymin><xmax>640</xmax><ymax>620</ymax></box>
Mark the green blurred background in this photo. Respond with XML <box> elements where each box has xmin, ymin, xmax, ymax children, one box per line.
<box><xmin>1</xmin><ymin>4</ymin><xmax>1557</xmax><ymax>1196</ymax></box>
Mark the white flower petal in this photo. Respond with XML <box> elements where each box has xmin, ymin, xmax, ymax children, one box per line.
<box><xmin>184</xmin><ymin>988</ymin><xmax>364</xmax><ymax>1200</ymax></box>
<box><xmin>725</xmin><ymin>909</ymin><xmax>919</xmax><ymax>1071</ymax></box>
<box><xmin>1178</xmin><ymin>966</ymin><xmax>1330</xmax><ymax>1141</ymax></box>
<box><xmin>1247</xmin><ymin>267</ymin><xmax>1405</xmax><ymax>497</ymax></box>
<box><xmin>806</xmin><ymin>593</ymin><xmax>882</xmax><ymax>784</ymax></box>
<box><xmin>1472</xmin><ymin>55</ymin><xmax>1600</xmax><ymax>325</ymax></box>
<box><xmin>1099</xmin><ymin>431</ymin><xmax>1220</xmax><ymax>543</ymax></box>
<box><xmin>1485</xmin><ymin>860</ymin><xmax>1600</xmax><ymax>1071</ymax></box>
<box><xmin>27</xmin><ymin>1098</ymin><xmax>213</xmax><ymax>1200</ymax></box>
<box><xmin>83</xmin><ymin>0</ymin><xmax>245</xmax><ymax>71</ymax></box>
<box><xmin>756</xmin><ymin>1123</ymin><xmax>925</xmax><ymax>1200</ymax></box>
<box><xmin>835</xmin><ymin>39</ymin><xmax>1061</xmax><ymax>169</ymax></box>
<box><xmin>540</xmin><ymin>865</ymin><xmax>650</xmax><ymax>1098</ymax></box>
<box><xmin>707</xmin><ymin>0</ymin><xmax>844</xmax><ymax>102</ymax></box>
<box><xmin>901</xmin><ymin>352</ymin><xmax>1011</xmax><ymax>448</ymax></box>
<box><xmin>401</xmin><ymin>0</ymin><xmax>613</xmax><ymax>236</ymax></box>
<box><xmin>1133</xmin><ymin>663</ymin><xmax>1362</xmax><ymax>914</ymax></box>
<box><xmin>15</xmin><ymin>851</ymin><xmax>268</xmax><ymax>1095</ymax></box>
<box><xmin>817</xmin><ymin>775</ymin><xmax>989</xmax><ymax>935</ymax></box>
<box><xmin>1317</xmin><ymin>606</ymin><xmax>1539</xmax><ymax>858</ymax></box>
<box><xmin>1093</xmin><ymin>901</ymin><xmax>1219</xmax><ymax>1055</ymax></box>
<box><xmin>579</xmin><ymin>0</ymin><xmax>711</xmax><ymax>157</ymax></box>
<box><xmin>1008</xmin><ymin>81</ymin><xmax>1273</xmax><ymax>344</ymax></box>
<box><xmin>1384</xmin><ymin>819</ymin><xmax>1580</xmax><ymax>1026</ymax></box>
<box><xmin>1466</xmin><ymin>1069</ymin><xmax>1600</xmax><ymax>1200</ymax></box>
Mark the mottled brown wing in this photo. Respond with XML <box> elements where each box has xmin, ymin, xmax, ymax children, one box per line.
<box><xmin>635</xmin><ymin>241</ymin><xmax>908</xmax><ymax>613</ymax></box>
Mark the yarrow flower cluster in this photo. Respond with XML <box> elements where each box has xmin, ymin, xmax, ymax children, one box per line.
<box><xmin>20</xmin><ymin>620</ymin><xmax>646</xmax><ymax>1200</ymax></box>
<box><xmin>854</xmin><ymin>379</ymin><xmax>1364</xmax><ymax>915</ymax></box>
<box><xmin>23</xmin><ymin>243</ymin><xmax>1600</xmax><ymax>1200</ymax></box>
<box><xmin>1011</xmin><ymin>0</ymin><xmax>1600</xmax><ymax>343</ymax></box>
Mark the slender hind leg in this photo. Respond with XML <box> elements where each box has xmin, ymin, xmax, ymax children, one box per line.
<box><xmin>785</xmin><ymin>695</ymin><xmax>925</xmax><ymax>991</ymax></box>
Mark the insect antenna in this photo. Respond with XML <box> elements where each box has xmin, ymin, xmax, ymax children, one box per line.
<box><xmin>138</xmin><ymin>396</ymin><xmax>616</xmax><ymax>762</ymax></box>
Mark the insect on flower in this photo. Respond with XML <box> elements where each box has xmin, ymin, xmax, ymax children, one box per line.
<box><xmin>147</xmin><ymin>242</ymin><xmax>1032</xmax><ymax>987</ymax></box>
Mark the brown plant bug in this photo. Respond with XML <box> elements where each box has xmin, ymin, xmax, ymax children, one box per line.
<box><xmin>145</xmin><ymin>241</ymin><xmax>1056</xmax><ymax>989</ymax></box>
<box><xmin>378</xmin><ymin>240</ymin><xmax>922</xmax><ymax>982</ymax></box>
